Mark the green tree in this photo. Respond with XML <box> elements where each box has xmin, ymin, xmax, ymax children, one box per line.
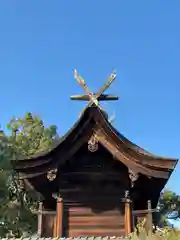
<box><xmin>0</xmin><ymin>112</ymin><xmax>59</xmax><ymax>237</ymax></box>
<box><xmin>7</xmin><ymin>112</ymin><xmax>58</xmax><ymax>157</ymax></box>
<box><xmin>0</xmin><ymin>130</ymin><xmax>12</xmax><ymax>236</ymax></box>
<box><xmin>158</xmin><ymin>189</ymin><xmax>180</xmax><ymax>226</ymax></box>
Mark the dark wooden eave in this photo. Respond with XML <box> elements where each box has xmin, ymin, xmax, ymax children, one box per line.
<box><xmin>11</xmin><ymin>106</ymin><xmax>178</xmax><ymax>182</ymax></box>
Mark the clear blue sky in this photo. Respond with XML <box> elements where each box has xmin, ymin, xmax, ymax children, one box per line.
<box><xmin>0</xmin><ymin>1</ymin><xmax>180</xmax><ymax>193</ymax></box>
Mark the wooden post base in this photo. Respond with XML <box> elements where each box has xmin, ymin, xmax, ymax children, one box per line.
<box><xmin>124</xmin><ymin>191</ymin><xmax>132</xmax><ymax>235</ymax></box>
<box><xmin>53</xmin><ymin>197</ymin><xmax>63</xmax><ymax>238</ymax></box>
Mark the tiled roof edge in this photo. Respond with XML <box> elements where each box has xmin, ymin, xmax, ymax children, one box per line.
<box><xmin>0</xmin><ymin>237</ymin><xmax>129</xmax><ymax>240</ymax></box>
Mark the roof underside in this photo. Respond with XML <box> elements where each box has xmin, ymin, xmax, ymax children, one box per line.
<box><xmin>11</xmin><ymin>106</ymin><xmax>178</xmax><ymax>182</ymax></box>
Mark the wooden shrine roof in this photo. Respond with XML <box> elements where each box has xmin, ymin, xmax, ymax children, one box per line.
<box><xmin>11</xmin><ymin>105</ymin><xmax>178</xmax><ymax>182</ymax></box>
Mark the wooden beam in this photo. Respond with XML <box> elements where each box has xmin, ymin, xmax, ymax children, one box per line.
<box><xmin>132</xmin><ymin>209</ymin><xmax>157</xmax><ymax>215</ymax></box>
<box><xmin>132</xmin><ymin>200</ymin><xmax>154</xmax><ymax>234</ymax></box>
<box><xmin>70</xmin><ymin>94</ymin><xmax>119</xmax><ymax>101</ymax></box>
<box><xmin>56</xmin><ymin>197</ymin><xmax>63</xmax><ymax>238</ymax></box>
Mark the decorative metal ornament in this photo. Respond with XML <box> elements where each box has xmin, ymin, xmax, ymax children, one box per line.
<box><xmin>88</xmin><ymin>134</ymin><xmax>98</xmax><ymax>152</ymax></box>
<box><xmin>47</xmin><ymin>168</ymin><xmax>57</xmax><ymax>181</ymax></box>
<box><xmin>124</xmin><ymin>190</ymin><xmax>130</xmax><ymax>201</ymax></box>
<box><xmin>128</xmin><ymin>169</ymin><xmax>139</xmax><ymax>187</ymax></box>
<box><xmin>125</xmin><ymin>190</ymin><xmax>130</xmax><ymax>199</ymax></box>
<box><xmin>124</xmin><ymin>190</ymin><xmax>132</xmax><ymax>203</ymax></box>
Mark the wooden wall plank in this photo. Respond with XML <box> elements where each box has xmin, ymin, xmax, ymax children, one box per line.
<box><xmin>64</xmin><ymin>205</ymin><xmax>125</xmax><ymax>237</ymax></box>
<box><xmin>69</xmin><ymin>216</ymin><xmax>124</xmax><ymax>226</ymax></box>
<box><xmin>67</xmin><ymin>207</ymin><xmax>122</xmax><ymax>216</ymax></box>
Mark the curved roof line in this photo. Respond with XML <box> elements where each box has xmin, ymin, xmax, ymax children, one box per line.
<box><xmin>112</xmin><ymin>124</ymin><xmax>177</xmax><ymax>160</ymax></box>
<box><xmin>11</xmin><ymin>106</ymin><xmax>178</xmax><ymax>175</ymax></box>
<box><xmin>92</xmin><ymin>109</ymin><xmax>178</xmax><ymax>171</ymax></box>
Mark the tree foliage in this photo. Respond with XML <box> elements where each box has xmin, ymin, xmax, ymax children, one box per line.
<box><xmin>158</xmin><ymin>189</ymin><xmax>180</xmax><ymax>226</ymax></box>
<box><xmin>7</xmin><ymin>112</ymin><xmax>58</xmax><ymax>157</ymax></box>
<box><xmin>0</xmin><ymin>112</ymin><xmax>59</xmax><ymax>237</ymax></box>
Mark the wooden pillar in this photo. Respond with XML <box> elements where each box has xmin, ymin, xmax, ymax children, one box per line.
<box><xmin>124</xmin><ymin>191</ymin><xmax>132</xmax><ymax>235</ymax></box>
<box><xmin>147</xmin><ymin>200</ymin><xmax>153</xmax><ymax>234</ymax></box>
<box><xmin>37</xmin><ymin>201</ymin><xmax>43</xmax><ymax>236</ymax></box>
<box><xmin>55</xmin><ymin>197</ymin><xmax>63</xmax><ymax>238</ymax></box>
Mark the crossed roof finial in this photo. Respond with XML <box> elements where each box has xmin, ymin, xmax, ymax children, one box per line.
<box><xmin>71</xmin><ymin>70</ymin><xmax>118</xmax><ymax>111</ymax></box>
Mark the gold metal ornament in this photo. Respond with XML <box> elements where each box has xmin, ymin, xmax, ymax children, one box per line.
<box><xmin>88</xmin><ymin>134</ymin><xmax>98</xmax><ymax>152</ymax></box>
<box><xmin>47</xmin><ymin>168</ymin><xmax>57</xmax><ymax>181</ymax></box>
<box><xmin>128</xmin><ymin>169</ymin><xmax>139</xmax><ymax>187</ymax></box>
